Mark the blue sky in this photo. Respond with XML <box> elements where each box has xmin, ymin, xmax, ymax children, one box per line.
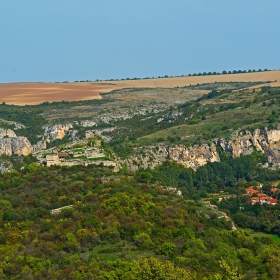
<box><xmin>1</xmin><ymin>0</ymin><xmax>280</xmax><ymax>82</ymax></box>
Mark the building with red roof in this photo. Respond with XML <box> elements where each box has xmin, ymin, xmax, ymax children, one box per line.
<box><xmin>246</xmin><ymin>186</ymin><xmax>260</xmax><ymax>196</ymax></box>
<box><xmin>246</xmin><ymin>185</ymin><xmax>277</xmax><ymax>205</ymax></box>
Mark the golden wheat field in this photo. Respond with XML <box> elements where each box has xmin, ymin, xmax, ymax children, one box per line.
<box><xmin>0</xmin><ymin>70</ymin><xmax>279</xmax><ymax>105</ymax></box>
<box><xmin>99</xmin><ymin>70</ymin><xmax>280</xmax><ymax>88</ymax></box>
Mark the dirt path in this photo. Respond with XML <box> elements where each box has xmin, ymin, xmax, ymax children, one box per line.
<box><xmin>205</xmin><ymin>204</ymin><xmax>237</xmax><ymax>230</ymax></box>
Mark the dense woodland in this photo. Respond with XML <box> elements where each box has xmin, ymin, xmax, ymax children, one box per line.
<box><xmin>0</xmin><ymin>155</ymin><xmax>280</xmax><ymax>279</ymax></box>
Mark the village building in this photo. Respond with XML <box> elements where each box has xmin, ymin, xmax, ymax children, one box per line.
<box><xmin>246</xmin><ymin>185</ymin><xmax>262</xmax><ymax>196</ymax></box>
<box><xmin>58</xmin><ymin>152</ymin><xmax>69</xmax><ymax>159</ymax></box>
<box><xmin>46</xmin><ymin>154</ymin><xmax>61</xmax><ymax>166</ymax></box>
<box><xmin>250</xmin><ymin>193</ymin><xmax>277</xmax><ymax>205</ymax></box>
<box><xmin>218</xmin><ymin>194</ymin><xmax>237</xmax><ymax>202</ymax></box>
<box><xmin>246</xmin><ymin>185</ymin><xmax>278</xmax><ymax>205</ymax></box>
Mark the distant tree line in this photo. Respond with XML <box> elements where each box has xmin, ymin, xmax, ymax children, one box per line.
<box><xmin>188</xmin><ymin>68</ymin><xmax>269</xmax><ymax>77</ymax></box>
<box><xmin>57</xmin><ymin>68</ymin><xmax>271</xmax><ymax>83</ymax></box>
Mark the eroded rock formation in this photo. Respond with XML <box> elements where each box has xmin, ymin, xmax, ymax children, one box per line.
<box><xmin>43</xmin><ymin>124</ymin><xmax>74</xmax><ymax>141</ymax></box>
<box><xmin>122</xmin><ymin>125</ymin><xmax>280</xmax><ymax>170</ymax></box>
<box><xmin>168</xmin><ymin>144</ymin><xmax>220</xmax><ymax>170</ymax></box>
<box><xmin>0</xmin><ymin>129</ymin><xmax>17</xmax><ymax>138</ymax></box>
<box><xmin>0</xmin><ymin>137</ymin><xmax>33</xmax><ymax>156</ymax></box>
<box><xmin>33</xmin><ymin>141</ymin><xmax>47</xmax><ymax>153</ymax></box>
<box><xmin>218</xmin><ymin>125</ymin><xmax>280</xmax><ymax>168</ymax></box>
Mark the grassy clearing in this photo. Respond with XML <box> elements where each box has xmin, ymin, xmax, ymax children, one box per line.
<box><xmin>244</xmin><ymin>229</ymin><xmax>280</xmax><ymax>244</ymax></box>
<box><xmin>72</xmin><ymin>148</ymin><xmax>85</xmax><ymax>153</ymax></box>
<box><xmin>269</xmin><ymin>234</ymin><xmax>280</xmax><ymax>244</ymax></box>
<box><xmin>88</xmin><ymin>156</ymin><xmax>108</xmax><ymax>161</ymax></box>
<box><xmin>140</xmin><ymin>100</ymin><xmax>279</xmax><ymax>144</ymax></box>
<box><xmin>67</xmin><ymin>156</ymin><xmax>108</xmax><ymax>161</ymax></box>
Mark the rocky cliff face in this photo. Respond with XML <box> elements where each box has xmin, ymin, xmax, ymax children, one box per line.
<box><xmin>2</xmin><ymin>120</ymin><xmax>280</xmax><ymax>171</ymax></box>
<box><xmin>218</xmin><ymin>125</ymin><xmax>280</xmax><ymax>168</ymax></box>
<box><xmin>43</xmin><ymin>120</ymin><xmax>96</xmax><ymax>141</ymax></box>
<box><xmin>0</xmin><ymin>129</ymin><xmax>33</xmax><ymax>156</ymax></box>
<box><xmin>43</xmin><ymin>124</ymin><xmax>74</xmax><ymax>141</ymax></box>
<box><xmin>123</xmin><ymin>126</ymin><xmax>280</xmax><ymax>170</ymax></box>
<box><xmin>0</xmin><ymin>137</ymin><xmax>33</xmax><ymax>156</ymax></box>
<box><xmin>119</xmin><ymin>144</ymin><xmax>219</xmax><ymax>171</ymax></box>
<box><xmin>120</xmin><ymin>145</ymin><xmax>169</xmax><ymax>171</ymax></box>
<box><xmin>168</xmin><ymin>144</ymin><xmax>220</xmax><ymax>169</ymax></box>
<box><xmin>33</xmin><ymin>141</ymin><xmax>47</xmax><ymax>153</ymax></box>
<box><xmin>0</xmin><ymin>129</ymin><xmax>17</xmax><ymax>138</ymax></box>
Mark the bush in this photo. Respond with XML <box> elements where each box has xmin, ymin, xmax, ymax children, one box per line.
<box><xmin>156</xmin><ymin>242</ymin><xmax>176</xmax><ymax>256</ymax></box>
<box><xmin>134</xmin><ymin>233</ymin><xmax>154</xmax><ymax>249</ymax></box>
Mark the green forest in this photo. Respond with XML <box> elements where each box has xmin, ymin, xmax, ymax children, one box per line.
<box><xmin>0</xmin><ymin>155</ymin><xmax>280</xmax><ymax>279</ymax></box>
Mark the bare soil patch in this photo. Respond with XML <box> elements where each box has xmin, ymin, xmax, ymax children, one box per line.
<box><xmin>0</xmin><ymin>83</ymin><xmax>123</xmax><ymax>105</ymax></box>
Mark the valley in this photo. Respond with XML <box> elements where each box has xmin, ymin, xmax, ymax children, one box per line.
<box><xmin>1</xmin><ymin>72</ymin><xmax>280</xmax><ymax>279</ymax></box>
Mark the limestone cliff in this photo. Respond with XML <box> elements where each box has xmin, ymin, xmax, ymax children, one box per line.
<box><xmin>122</xmin><ymin>125</ymin><xmax>280</xmax><ymax>170</ymax></box>
<box><xmin>168</xmin><ymin>144</ymin><xmax>220</xmax><ymax>169</ymax></box>
<box><xmin>0</xmin><ymin>129</ymin><xmax>17</xmax><ymax>138</ymax></box>
<box><xmin>33</xmin><ymin>141</ymin><xmax>47</xmax><ymax>153</ymax></box>
<box><xmin>218</xmin><ymin>125</ymin><xmax>280</xmax><ymax>168</ymax></box>
<box><xmin>119</xmin><ymin>144</ymin><xmax>219</xmax><ymax>171</ymax></box>
<box><xmin>43</xmin><ymin>124</ymin><xmax>74</xmax><ymax>141</ymax></box>
<box><xmin>0</xmin><ymin>129</ymin><xmax>33</xmax><ymax>156</ymax></box>
<box><xmin>0</xmin><ymin>137</ymin><xmax>33</xmax><ymax>156</ymax></box>
<box><xmin>43</xmin><ymin>120</ymin><xmax>96</xmax><ymax>141</ymax></box>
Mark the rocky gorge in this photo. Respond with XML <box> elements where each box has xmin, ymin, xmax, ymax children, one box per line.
<box><xmin>1</xmin><ymin>122</ymin><xmax>280</xmax><ymax>172</ymax></box>
<box><xmin>121</xmin><ymin>125</ymin><xmax>280</xmax><ymax>171</ymax></box>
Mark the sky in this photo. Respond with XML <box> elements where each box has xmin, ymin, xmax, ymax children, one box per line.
<box><xmin>1</xmin><ymin>0</ymin><xmax>280</xmax><ymax>83</ymax></box>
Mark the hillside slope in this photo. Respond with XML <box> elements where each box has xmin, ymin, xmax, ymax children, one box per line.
<box><xmin>0</xmin><ymin>165</ymin><xmax>280</xmax><ymax>279</ymax></box>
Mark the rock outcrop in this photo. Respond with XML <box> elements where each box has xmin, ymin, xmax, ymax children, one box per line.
<box><xmin>0</xmin><ymin>129</ymin><xmax>17</xmax><ymax>138</ymax></box>
<box><xmin>121</xmin><ymin>125</ymin><xmax>280</xmax><ymax>171</ymax></box>
<box><xmin>0</xmin><ymin>137</ymin><xmax>33</xmax><ymax>156</ymax></box>
<box><xmin>43</xmin><ymin>121</ymin><xmax>97</xmax><ymax>141</ymax></box>
<box><xmin>43</xmin><ymin>124</ymin><xmax>74</xmax><ymax>141</ymax></box>
<box><xmin>0</xmin><ymin>128</ymin><xmax>33</xmax><ymax>156</ymax></box>
<box><xmin>0</xmin><ymin>160</ymin><xmax>13</xmax><ymax>173</ymax></box>
<box><xmin>168</xmin><ymin>144</ymin><xmax>220</xmax><ymax>170</ymax></box>
<box><xmin>119</xmin><ymin>145</ymin><xmax>169</xmax><ymax>171</ymax></box>
<box><xmin>0</xmin><ymin>119</ymin><xmax>25</xmax><ymax>130</ymax></box>
<box><xmin>33</xmin><ymin>141</ymin><xmax>47</xmax><ymax>153</ymax></box>
<box><xmin>121</xmin><ymin>144</ymin><xmax>220</xmax><ymax>171</ymax></box>
<box><xmin>217</xmin><ymin>125</ymin><xmax>280</xmax><ymax>168</ymax></box>
<box><xmin>80</xmin><ymin>120</ymin><xmax>96</xmax><ymax>127</ymax></box>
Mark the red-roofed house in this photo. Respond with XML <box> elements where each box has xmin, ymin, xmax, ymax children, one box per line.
<box><xmin>250</xmin><ymin>193</ymin><xmax>277</xmax><ymax>205</ymax></box>
<box><xmin>246</xmin><ymin>186</ymin><xmax>260</xmax><ymax>196</ymax></box>
<box><xmin>246</xmin><ymin>185</ymin><xmax>277</xmax><ymax>205</ymax></box>
<box><xmin>267</xmin><ymin>198</ymin><xmax>278</xmax><ymax>205</ymax></box>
